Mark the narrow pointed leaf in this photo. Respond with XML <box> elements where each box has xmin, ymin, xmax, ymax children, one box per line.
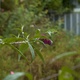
<box><xmin>3</xmin><ymin>72</ymin><xmax>33</xmax><ymax>80</ymax></box>
<box><xmin>3</xmin><ymin>72</ymin><xmax>25</xmax><ymax>80</ymax></box>
<box><xmin>9</xmin><ymin>44</ymin><xmax>27</xmax><ymax>60</ymax></box>
<box><xmin>19</xmin><ymin>43</ymin><xmax>28</xmax><ymax>53</ymax></box>
<box><xmin>35</xmin><ymin>48</ymin><xmax>44</xmax><ymax>62</ymax></box>
<box><xmin>27</xmin><ymin>41</ymin><xmax>35</xmax><ymax>60</ymax></box>
<box><xmin>50</xmin><ymin>51</ymin><xmax>77</xmax><ymax>63</ymax></box>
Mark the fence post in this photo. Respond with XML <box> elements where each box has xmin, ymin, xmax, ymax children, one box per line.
<box><xmin>64</xmin><ymin>14</ymin><xmax>67</xmax><ymax>31</ymax></box>
<box><xmin>76</xmin><ymin>13</ymin><xmax>79</xmax><ymax>35</ymax></box>
<box><xmin>70</xmin><ymin>13</ymin><xmax>73</xmax><ymax>33</ymax></box>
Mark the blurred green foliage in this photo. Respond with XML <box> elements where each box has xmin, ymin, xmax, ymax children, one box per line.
<box><xmin>0</xmin><ymin>0</ymin><xmax>53</xmax><ymax>37</ymax></box>
<box><xmin>0</xmin><ymin>0</ymin><xmax>78</xmax><ymax>36</ymax></box>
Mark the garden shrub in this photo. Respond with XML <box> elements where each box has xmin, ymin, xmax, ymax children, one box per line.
<box><xmin>0</xmin><ymin>0</ymin><xmax>80</xmax><ymax>80</ymax></box>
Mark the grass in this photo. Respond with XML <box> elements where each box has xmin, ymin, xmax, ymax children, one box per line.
<box><xmin>0</xmin><ymin>31</ymin><xmax>80</xmax><ymax>80</ymax></box>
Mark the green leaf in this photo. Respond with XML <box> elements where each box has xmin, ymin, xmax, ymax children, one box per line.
<box><xmin>3</xmin><ymin>72</ymin><xmax>33</xmax><ymax>80</ymax></box>
<box><xmin>27</xmin><ymin>41</ymin><xmax>35</xmax><ymax>60</ymax></box>
<box><xmin>3</xmin><ymin>37</ymin><xmax>23</xmax><ymax>44</ymax></box>
<box><xmin>3</xmin><ymin>72</ymin><xmax>25</xmax><ymax>80</ymax></box>
<box><xmin>46</xmin><ymin>29</ymin><xmax>58</xmax><ymax>36</ymax></box>
<box><xmin>35</xmin><ymin>48</ymin><xmax>44</xmax><ymax>62</ymax></box>
<box><xmin>58</xmin><ymin>66</ymin><xmax>74</xmax><ymax>80</ymax></box>
<box><xmin>25</xmin><ymin>73</ymin><xmax>33</xmax><ymax>80</ymax></box>
<box><xmin>50</xmin><ymin>51</ymin><xmax>77</xmax><ymax>63</ymax></box>
<box><xmin>19</xmin><ymin>43</ymin><xmax>28</xmax><ymax>53</ymax></box>
<box><xmin>3</xmin><ymin>38</ymin><xmax>16</xmax><ymax>43</ymax></box>
<box><xmin>38</xmin><ymin>40</ymin><xmax>46</xmax><ymax>47</ymax></box>
<box><xmin>34</xmin><ymin>29</ymin><xmax>41</xmax><ymax>38</ymax></box>
<box><xmin>9</xmin><ymin>44</ymin><xmax>27</xmax><ymax>60</ymax></box>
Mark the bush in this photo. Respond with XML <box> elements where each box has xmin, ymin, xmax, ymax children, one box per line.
<box><xmin>0</xmin><ymin>0</ymin><xmax>80</xmax><ymax>80</ymax></box>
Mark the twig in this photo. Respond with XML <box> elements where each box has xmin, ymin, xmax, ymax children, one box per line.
<box><xmin>0</xmin><ymin>41</ymin><xmax>28</xmax><ymax>45</ymax></box>
<box><xmin>10</xmin><ymin>41</ymin><xmax>27</xmax><ymax>44</ymax></box>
